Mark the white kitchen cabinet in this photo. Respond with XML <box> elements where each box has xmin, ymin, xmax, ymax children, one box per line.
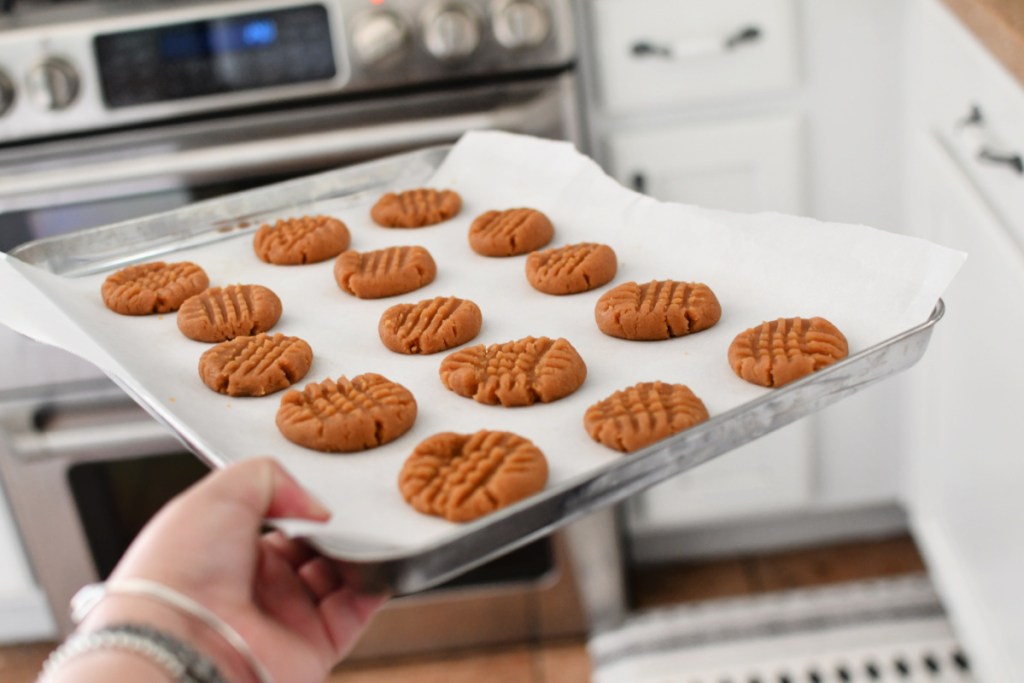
<box><xmin>0</xmin><ymin>487</ymin><xmax>53</xmax><ymax>641</ymax></box>
<box><xmin>902</xmin><ymin>1</ymin><xmax>1024</xmax><ymax>680</ymax></box>
<box><xmin>906</xmin><ymin>131</ymin><xmax>1024</xmax><ymax>683</ymax></box>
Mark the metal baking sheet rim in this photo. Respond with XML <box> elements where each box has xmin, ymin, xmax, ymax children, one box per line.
<box><xmin>8</xmin><ymin>146</ymin><xmax>945</xmax><ymax>597</ymax></box>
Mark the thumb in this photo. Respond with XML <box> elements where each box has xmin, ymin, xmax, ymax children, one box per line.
<box><xmin>188</xmin><ymin>457</ymin><xmax>332</xmax><ymax>528</ymax></box>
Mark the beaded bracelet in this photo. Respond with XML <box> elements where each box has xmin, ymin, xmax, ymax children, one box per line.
<box><xmin>40</xmin><ymin>622</ymin><xmax>228</xmax><ymax>683</ymax></box>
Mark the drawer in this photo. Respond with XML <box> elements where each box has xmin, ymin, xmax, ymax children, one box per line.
<box><xmin>605</xmin><ymin>112</ymin><xmax>805</xmax><ymax>215</ymax></box>
<box><xmin>628</xmin><ymin>419</ymin><xmax>813</xmax><ymax>531</ymax></box>
<box><xmin>589</xmin><ymin>0</ymin><xmax>800</xmax><ymax>115</ymax></box>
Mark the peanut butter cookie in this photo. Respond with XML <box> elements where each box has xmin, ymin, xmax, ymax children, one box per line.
<box><xmin>379</xmin><ymin>296</ymin><xmax>482</xmax><ymax>354</ymax></box>
<box><xmin>584</xmin><ymin>381</ymin><xmax>710</xmax><ymax>453</ymax></box>
<box><xmin>595</xmin><ymin>279</ymin><xmax>721</xmax><ymax>341</ymax></box>
<box><xmin>101</xmin><ymin>261</ymin><xmax>209</xmax><ymax>316</ymax></box>
<box><xmin>399</xmin><ymin>430</ymin><xmax>548</xmax><ymax>522</ymax></box>
<box><xmin>370</xmin><ymin>188</ymin><xmax>461</xmax><ymax>227</ymax></box>
<box><xmin>468</xmin><ymin>208</ymin><xmax>554</xmax><ymax>257</ymax></box>
<box><xmin>526</xmin><ymin>242</ymin><xmax>617</xmax><ymax>294</ymax></box>
<box><xmin>177</xmin><ymin>284</ymin><xmax>282</xmax><ymax>343</ymax></box>
<box><xmin>276</xmin><ymin>373</ymin><xmax>417</xmax><ymax>452</ymax></box>
<box><xmin>728</xmin><ymin>317</ymin><xmax>849</xmax><ymax>388</ymax></box>
<box><xmin>439</xmin><ymin>336</ymin><xmax>586</xmax><ymax>407</ymax></box>
<box><xmin>198</xmin><ymin>333</ymin><xmax>312</xmax><ymax>397</ymax></box>
<box><xmin>253</xmin><ymin>215</ymin><xmax>350</xmax><ymax>265</ymax></box>
<box><xmin>334</xmin><ymin>246</ymin><xmax>437</xmax><ymax>299</ymax></box>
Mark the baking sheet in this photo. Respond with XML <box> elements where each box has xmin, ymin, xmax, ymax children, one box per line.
<box><xmin>0</xmin><ymin>131</ymin><xmax>965</xmax><ymax>569</ymax></box>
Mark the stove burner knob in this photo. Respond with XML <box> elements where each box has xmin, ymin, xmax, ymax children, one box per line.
<box><xmin>492</xmin><ymin>0</ymin><xmax>550</xmax><ymax>50</ymax></box>
<box><xmin>26</xmin><ymin>58</ymin><xmax>79</xmax><ymax>111</ymax></box>
<box><xmin>422</xmin><ymin>2</ymin><xmax>481</xmax><ymax>61</ymax></box>
<box><xmin>0</xmin><ymin>69</ymin><xmax>14</xmax><ymax>117</ymax></box>
<box><xmin>351</xmin><ymin>10</ymin><xmax>410</xmax><ymax>67</ymax></box>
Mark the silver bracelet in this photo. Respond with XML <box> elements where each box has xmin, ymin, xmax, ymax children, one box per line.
<box><xmin>40</xmin><ymin>623</ymin><xmax>226</xmax><ymax>683</ymax></box>
<box><xmin>70</xmin><ymin>580</ymin><xmax>274</xmax><ymax>683</ymax></box>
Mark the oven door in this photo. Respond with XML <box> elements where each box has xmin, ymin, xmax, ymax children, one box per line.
<box><xmin>0</xmin><ymin>377</ymin><xmax>621</xmax><ymax>649</ymax></box>
<box><xmin>0</xmin><ymin>72</ymin><xmax>583</xmax><ymax>392</ymax></box>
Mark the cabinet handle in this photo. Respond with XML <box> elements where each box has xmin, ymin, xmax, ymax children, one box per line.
<box><xmin>630</xmin><ymin>172</ymin><xmax>647</xmax><ymax>194</ymax></box>
<box><xmin>977</xmin><ymin>148</ymin><xmax>1024</xmax><ymax>175</ymax></box>
<box><xmin>631</xmin><ymin>25</ymin><xmax>761</xmax><ymax>60</ymax></box>
<box><xmin>956</xmin><ymin>103</ymin><xmax>983</xmax><ymax>128</ymax></box>
<box><xmin>956</xmin><ymin>105</ymin><xmax>1023</xmax><ymax>176</ymax></box>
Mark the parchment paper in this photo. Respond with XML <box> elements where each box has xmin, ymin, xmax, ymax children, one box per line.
<box><xmin>0</xmin><ymin>131</ymin><xmax>966</xmax><ymax>559</ymax></box>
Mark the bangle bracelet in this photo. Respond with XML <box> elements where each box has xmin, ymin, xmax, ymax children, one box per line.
<box><xmin>40</xmin><ymin>622</ymin><xmax>227</xmax><ymax>683</ymax></box>
<box><xmin>71</xmin><ymin>580</ymin><xmax>274</xmax><ymax>683</ymax></box>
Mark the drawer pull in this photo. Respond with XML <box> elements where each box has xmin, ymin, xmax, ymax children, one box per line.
<box><xmin>725</xmin><ymin>26</ymin><xmax>762</xmax><ymax>49</ymax></box>
<box><xmin>631</xmin><ymin>25</ymin><xmax>761</xmax><ymax>60</ymax></box>
<box><xmin>630</xmin><ymin>172</ymin><xmax>647</xmax><ymax>194</ymax></box>
<box><xmin>977</xmin><ymin>148</ymin><xmax>1024</xmax><ymax>175</ymax></box>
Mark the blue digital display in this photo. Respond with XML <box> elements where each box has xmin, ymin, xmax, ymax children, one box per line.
<box><xmin>95</xmin><ymin>5</ymin><xmax>335</xmax><ymax>108</ymax></box>
<box><xmin>242</xmin><ymin>20</ymin><xmax>278</xmax><ymax>47</ymax></box>
<box><xmin>158</xmin><ymin>17</ymin><xmax>278</xmax><ymax>60</ymax></box>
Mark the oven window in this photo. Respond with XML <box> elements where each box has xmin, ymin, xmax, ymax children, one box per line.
<box><xmin>66</xmin><ymin>450</ymin><xmax>555</xmax><ymax>588</ymax></box>
<box><xmin>68</xmin><ymin>453</ymin><xmax>210</xmax><ymax>579</ymax></box>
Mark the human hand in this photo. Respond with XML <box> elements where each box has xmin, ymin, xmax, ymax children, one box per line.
<box><xmin>76</xmin><ymin>457</ymin><xmax>386</xmax><ymax>683</ymax></box>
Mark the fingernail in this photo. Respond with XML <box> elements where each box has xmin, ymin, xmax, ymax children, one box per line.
<box><xmin>307</xmin><ymin>492</ymin><xmax>332</xmax><ymax>520</ymax></box>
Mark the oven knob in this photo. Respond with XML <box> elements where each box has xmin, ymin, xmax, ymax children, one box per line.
<box><xmin>422</xmin><ymin>2</ymin><xmax>481</xmax><ymax>61</ymax></box>
<box><xmin>351</xmin><ymin>10</ymin><xmax>410</xmax><ymax>67</ymax></box>
<box><xmin>26</xmin><ymin>58</ymin><xmax>79</xmax><ymax>111</ymax></box>
<box><xmin>492</xmin><ymin>0</ymin><xmax>550</xmax><ymax>50</ymax></box>
<box><xmin>0</xmin><ymin>69</ymin><xmax>14</xmax><ymax>117</ymax></box>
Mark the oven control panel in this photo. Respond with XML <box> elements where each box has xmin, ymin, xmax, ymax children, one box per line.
<box><xmin>0</xmin><ymin>0</ymin><xmax>575</xmax><ymax>144</ymax></box>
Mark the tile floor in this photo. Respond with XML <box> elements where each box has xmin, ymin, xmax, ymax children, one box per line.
<box><xmin>0</xmin><ymin>534</ymin><xmax>926</xmax><ymax>683</ymax></box>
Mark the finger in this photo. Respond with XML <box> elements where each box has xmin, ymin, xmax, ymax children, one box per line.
<box><xmin>184</xmin><ymin>458</ymin><xmax>331</xmax><ymax>536</ymax></box>
<box><xmin>262</xmin><ymin>531</ymin><xmax>318</xmax><ymax>571</ymax></box>
<box><xmin>298</xmin><ymin>557</ymin><xmax>342</xmax><ymax>602</ymax></box>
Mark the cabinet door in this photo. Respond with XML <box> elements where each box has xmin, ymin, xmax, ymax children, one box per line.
<box><xmin>905</xmin><ymin>133</ymin><xmax>1024</xmax><ymax>682</ymax></box>
<box><xmin>606</xmin><ymin>113</ymin><xmax>804</xmax><ymax>215</ymax></box>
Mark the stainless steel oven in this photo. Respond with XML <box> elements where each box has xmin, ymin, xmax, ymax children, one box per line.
<box><xmin>0</xmin><ymin>0</ymin><xmax>625</xmax><ymax>657</ymax></box>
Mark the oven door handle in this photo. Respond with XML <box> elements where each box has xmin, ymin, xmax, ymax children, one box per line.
<box><xmin>0</xmin><ymin>99</ymin><xmax>549</xmax><ymax>208</ymax></box>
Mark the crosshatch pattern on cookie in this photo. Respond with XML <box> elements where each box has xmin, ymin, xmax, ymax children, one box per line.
<box><xmin>253</xmin><ymin>215</ymin><xmax>350</xmax><ymax>265</ymax></box>
<box><xmin>728</xmin><ymin>316</ymin><xmax>849</xmax><ymax>388</ymax></box>
<box><xmin>102</xmin><ymin>261</ymin><xmax>209</xmax><ymax>315</ymax></box>
<box><xmin>595</xmin><ymin>279</ymin><xmax>722</xmax><ymax>341</ymax></box>
<box><xmin>198</xmin><ymin>332</ymin><xmax>312</xmax><ymax>397</ymax></box>
<box><xmin>439</xmin><ymin>336</ymin><xmax>587</xmax><ymax>406</ymax></box>
<box><xmin>398</xmin><ymin>430</ymin><xmax>549</xmax><ymax>522</ymax></box>
<box><xmin>276</xmin><ymin>373</ymin><xmax>417</xmax><ymax>452</ymax></box>
<box><xmin>526</xmin><ymin>242</ymin><xmax>617</xmax><ymax>295</ymax></box>
<box><xmin>379</xmin><ymin>296</ymin><xmax>482</xmax><ymax>354</ymax></box>
<box><xmin>334</xmin><ymin>245</ymin><xmax>437</xmax><ymax>299</ymax></box>
<box><xmin>177</xmin><ymin>284</ymin><xmax>282</xmax><ymax>343</ymax></box>
<box><xmin>584</xmin><ymin>381</ymin><xmax>710</xmax><ymax>453</ymax></box>
<box><xmin>469</xmin><ymin>208</ymin><xmax>554</xmax><ymax>257</ymax></box>
<box><xmin>371</xmin><ymin>188</ymin><xmax>462</xmax><ymax>228</ymax></box>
